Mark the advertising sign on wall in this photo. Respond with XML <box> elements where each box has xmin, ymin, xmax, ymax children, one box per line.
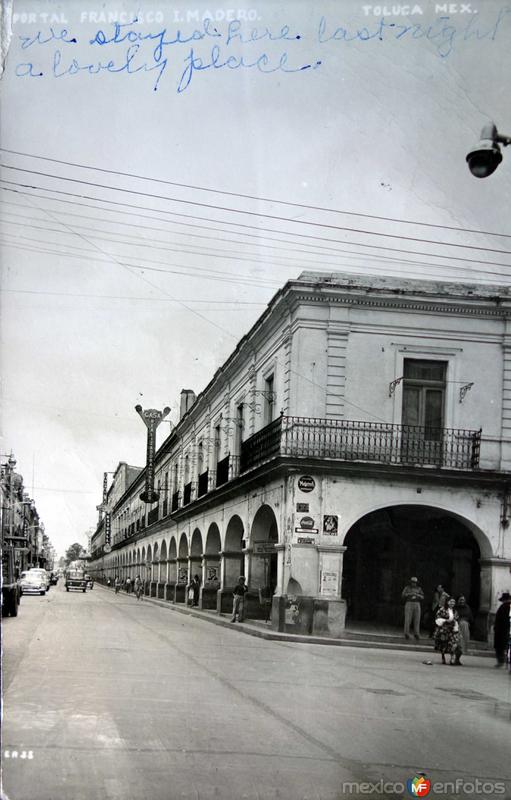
<box><xmin>320</xmin><ymin>570</ymin><xmax>339</xmax><ymax>597</ymax></box>
<box><xmin>323</xmin><ymin>515</ymin><xmax>339</xmax><ymax>535</ymax></box>
<box><xmin>297</xmin><ymin>475</ymin><xmax>315</xmax><ymax>493</ymax></box>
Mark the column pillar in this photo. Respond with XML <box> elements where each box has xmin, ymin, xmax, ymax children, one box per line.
<box><xmin>479</xmin><ymin>557</ymin><xmax>511</xmax><ymax>641</ymax></box>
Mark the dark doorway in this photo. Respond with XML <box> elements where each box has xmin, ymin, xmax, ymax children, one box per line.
<box><xmin>342</xmin><ymin>506</ymin><xmax>480</xmax><ymax>630</ymax></box>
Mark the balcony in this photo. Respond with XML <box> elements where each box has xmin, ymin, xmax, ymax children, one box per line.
<box><xmin>147</xmin><ymin>506</ymin><xmax>159</xmax><ymax>526</ymax></box>
<box><xmin>183</xmin><ymin>481</ymin><xmax>192</xmax><ymax>506</ymax></box>
<box><xmin>240</xmin><ymin>415</ymin><xmax>481</xmax><ymax>473</ymax></box>
<box><xmin>215</xmin><ymin>455</ymin><xmax>230</xmax><ymax>488</ymax></box>
<box><xmin>198</xmin><ymin>470</ymin><xmax>209</xmax><ymax>498</ymax></box>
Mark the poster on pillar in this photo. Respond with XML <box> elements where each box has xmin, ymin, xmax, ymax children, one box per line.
<box><xmin>320</xmin><ymin>553</ymin><xmax>340</xmax><ymax>598</ymax></box>
<box><xmin>293</xmin><ymin>475</ymin><xmax>321</xmax><ymax>544</ymax></box>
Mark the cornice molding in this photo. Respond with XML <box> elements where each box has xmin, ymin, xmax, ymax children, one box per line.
<box><xmin>295</xmin><ymin>291</ymin><xmax>509</xmax><ymax>319</ymax></box>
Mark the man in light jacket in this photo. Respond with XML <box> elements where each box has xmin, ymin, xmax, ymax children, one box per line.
<box><xmin>402</xmin><ymin>576</ymin><xmax>424</xmax><ymax>640</ymax></box>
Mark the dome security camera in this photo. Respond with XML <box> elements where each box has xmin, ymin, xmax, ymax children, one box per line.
<box><xmin>466</xmin><ymin>122</ymin><xmax>511</xmax><ymax>178</ymax></box>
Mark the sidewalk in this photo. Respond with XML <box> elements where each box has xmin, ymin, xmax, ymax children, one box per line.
<box><xmin>98</xmin><ymin>584</ymin><xmax>493</xmax><ymax>657</ymax></box>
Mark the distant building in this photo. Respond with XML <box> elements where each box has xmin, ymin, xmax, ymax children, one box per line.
<box><xmin>88</xmin><ymin>272</ymin><xmax>511</xmax><ymax>639</ymax></box>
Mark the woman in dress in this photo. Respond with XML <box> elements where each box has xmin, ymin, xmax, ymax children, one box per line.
<box><xmin>455</xmin><ymin>595</ymin><xmax>473</xmax><ymax>664</ymax></box>
<box><xmin>434</xmin><ymin>596</ymin><xmax>460</xmax><ymax>665</ymax></box>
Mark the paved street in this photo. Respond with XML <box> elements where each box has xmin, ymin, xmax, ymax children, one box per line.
<box><xmin>3</xmin><ymin>585</ymin><xmax>511</xmax><ymax>800</ymax></box>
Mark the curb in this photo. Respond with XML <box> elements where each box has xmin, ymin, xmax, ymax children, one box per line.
<box><xmin>97</xmin><ymin>584</ymin><xmax>494</xmax><ymax>657</ymax></box>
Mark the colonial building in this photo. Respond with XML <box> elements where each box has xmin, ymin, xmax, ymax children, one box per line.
<box><xmin>88</xmin><ymin>271</ymin><xmax>511</xmax><ymax>639</ymax></box>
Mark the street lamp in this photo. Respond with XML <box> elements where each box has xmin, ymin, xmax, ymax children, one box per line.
<box><xmin>466</xmin><ymin>122</ymin><xmax>511</xmax><ymax>178</ymax></box>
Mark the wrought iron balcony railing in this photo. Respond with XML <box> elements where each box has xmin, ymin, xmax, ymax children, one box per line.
<box><xmin>215</xmin><ymin>455</ymin><xmax>230</xmax><ymax>488</ymax></box>
<box><xmin>183</xmin><ymin>481</ymin><xmax>193</xmax><ymax>506</ymax></box>
<box><xmin>147</xmin><ymin>506</ymin><xmax>159</xmax><ymax>526</ymax></box>
<box><xmin>197</xmin><ymin>469</ymin><xmax>209</xmax><ymax>498</ymax></box>
<box><xmin>240</xmin><ymin>415</ymin><xmax>481</xmax><ymax>473</ymax></box>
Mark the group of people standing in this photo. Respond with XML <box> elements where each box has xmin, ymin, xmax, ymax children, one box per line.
<box><xmin>109</xmin><ymin>575</ymin><xmax>144</xmax><ymax>599</ymax></box>
<box><xmin>402</xmin><ymin>576</ymin><xmax>511</xmax><ymax>667</ymax></box>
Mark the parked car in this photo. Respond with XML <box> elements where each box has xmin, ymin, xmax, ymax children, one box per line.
<box><xmin>27</xmin><ymin>568</ymin><xmax>50</xmax><ymax>591</ymax></box>
<box><xmin>20</xmin><ymin>571</ymin><xmax>47</xmax><ymax>596</ymax></box>
<box><xmin>65</xmin><ymin>569</ymin><xmax>88</xmax><ymax>592</ymax></box>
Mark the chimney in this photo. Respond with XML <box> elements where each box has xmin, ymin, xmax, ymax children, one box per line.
<box><xmin>179</xmin><ymin>389</ymin><xmax>196</xmax><ymax>420</ymax></box>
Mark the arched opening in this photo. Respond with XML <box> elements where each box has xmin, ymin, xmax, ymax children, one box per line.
<box><xmin>204</xmin><ymin>523</ymin><xmax>221</xmax><ymax>594</ymax></box>
<box><xmin>342</xmin><ymin>505</ymin><xmax>484</xmax><ymax>636</ymax></box>
<box><xmin>250</xmin><ymin>505</ymin><xmax>278</xmax><ymax>592</ymax></box>
<box><xmin>178</xmin><ymin>533</ymin><xmax>189</xmax><ymax>586</ymax></box>
<box><xmin>206</xmin><ymin>523</ymin><xmax>221</xmax><ymax>555</ymax></box>
<box><xmin>190</xmin><ymin>528</ymin><xmax>203</xmax><ymax>557</ymax></box>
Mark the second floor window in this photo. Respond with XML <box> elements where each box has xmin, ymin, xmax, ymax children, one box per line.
<box><xmin>402</xmin><ymin>359</ymin><xmax>447</xmax><ymax>438</ymax></box>
<box><xmin>264</xmin><ymin>374</ymin><xmax>275</xmax><ymax>425</ymax></box>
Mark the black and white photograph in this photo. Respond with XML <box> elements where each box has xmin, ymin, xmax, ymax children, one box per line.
<box><xmin>1</xmin><ymin>1</ymin><xmax>511</xmax><ymax>798</ymax></box>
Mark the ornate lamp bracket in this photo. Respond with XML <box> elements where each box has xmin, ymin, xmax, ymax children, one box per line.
<box><xmin>389</xmin><ymin>376</ymin><xmax>404</xmax><ymax>397</ymax></box>
<box><xmin>459</xmin><ymin>382</ymin><xmax>474</xmax><ymax>403</ymax></box>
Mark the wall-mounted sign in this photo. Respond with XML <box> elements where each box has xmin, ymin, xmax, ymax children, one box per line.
<box><xmin>104</xmin><ymin>512</ymin><xmax>111</xmax><ymax>546</ymax></box>
<box><xmin>299</xmin><ymin>516</ymin><xmax>315</xmax><ymax>529</ymax></box>
<box><xmin>254</xmin><ymin>542</ymin><xmax>276</xmax><ymax>555</ymax></box>
<box><xmin>323</xmin><ymin>515</ymin><xmax>339</xmax><ymax>535</ymax></box>
<box><xmin>296</xmin><ymin>503</ymin><xmax>309</xmax><ymax>513</ymax></box>
<box><xmin>297</xmin><ymin>537</ymin><xmax>315</xmax><ymax>545</ymax></box>
<box><xmin>135</xmin><ymin>405</ymin><xmax>171</xmax><ymax>504</ymax></box>
<box><xmin>295</xmin><ymin>527</ymin><xmax>318</xmax><ymax>534</ymax></box>
<box><xmin>320</xmin><ymin>570</ymin><xmax>339</xmax><ymax>597</ymax></box>
<box><xmin>298</xmin><ymin>475</ymin><xmax>315</xmax><ymax>493</ymax></box>
<box><xmin>104</xmin><ymin>543</ymin><xmax>112</xmax><ymax>554</ymax></box>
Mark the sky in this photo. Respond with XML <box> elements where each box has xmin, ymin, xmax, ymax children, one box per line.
<box><xmin>1</xmin><ymin>0</ymin><xmax>510</xmax><ymax>557</ymax></box>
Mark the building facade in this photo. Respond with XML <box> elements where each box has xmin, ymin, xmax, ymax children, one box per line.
<box><xmin>88</xmin><ymin>272</ymin><xmax>511</xmax><ymax>639</ymax></box>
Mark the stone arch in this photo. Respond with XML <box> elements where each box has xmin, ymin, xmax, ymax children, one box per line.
<box><xmin>223</xmin><ymin>515</ymin><xmax>245</xmax><ymax>590</ymax></box>
<box><xmin>191</xmin><ymin>528</ymin><xmax>203</xmax><ymax>556</ymax></box>
<box><xmin>169</xmin><ymin>537</ymin><xmax>177</xmax><ymax>559</ymax></box>
<box><xmin>250</xmin><ymin>504</ymin><xmax>279</xmax><ymax>592</ymax></box>
<box><xmin>341</xmin><ymin>504</ymin><xmax>487</xmax><ymax>637</ymax></box>
<box><xmin>225</xmin><ymin>514</ymin><xmax>244</xmax><ymax>552</ymax></box>
<box><xmin>205</xmin><ymin>523</ymin><xmax>221</xmax><ymax>554</ymax></box>
<box><xmin>179</xmin><ymin>533</ymin><xmax>189</xmax><ymax>558</ymax></box>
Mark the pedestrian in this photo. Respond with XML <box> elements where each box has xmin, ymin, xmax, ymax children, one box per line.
<box><xmin>456</xmin><ymin>595</ymin><xmax>473</xmax><ymax>661</ymax></box>
<box><xmin>125</xmin><ymin>576</ymin><xmax>131</xmax><ymax>594</ymax></box>
<box><xmin>401</xmin><ymin>576</ymin><xmax>424</xmax><ymax>640</ymax></box>
<box><xmin>231</xmin><ymin>576</ymin><xmax>248</xmax><ymax>623</ymax></box>
<box><xmin>114</xmin><ymin>576</ymin><xmax>121</xmax><ymax>594</ymax></box>
<box><xmin>434</xmin><ymin>596</ymin><xmax>461</xmax><ymax>665</ymax></box>
<box><xmin>134</xmin><ymin>574</ymin><xmax>143</xmax><ymax>600</ymax></box>
<box><xmin>191</xmin><ymin>574</ymin><xmax>200</xmax><ymax>607</ymax></box>
<box><xmin>493</xmin><ymin>591</ymin><xmax>511</xmax><ymax>668</ymax></box>
<box><xmin>107</xmin><ymin>577</ymin><xmax>111</xmax><ymax>588</ymax></box>
<box><xmin>429</xmin><ymin>584</ymin><xmax>446</xmax><ymax>638</ymax></box>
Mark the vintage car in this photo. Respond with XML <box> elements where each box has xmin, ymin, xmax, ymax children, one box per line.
<box><xmin>27</xmin><ymin>568</ymin><xmax>50</xmax><ymax>591</ymax></box>
<box><xmin>20</xmin><ymin>571</ymin><xmax>47</xmax><ymax>596</ymax></box>
<box><xmin>65</xmin><ymin>569</ymin><xmax>88</xmax><ymax>592</ymax></box>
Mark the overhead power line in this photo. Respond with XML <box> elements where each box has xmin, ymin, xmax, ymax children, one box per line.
<box><xmin>2</xmin><ymin>146</ymin><xmax>510</xmax><ymax>240</ymax></box>
<box><xmin>3</xmin><ymin>181</ymin><xmax>511</xmax><ymax>273</ymax></box>
<box><xmin>2</xmin><ymin>164</ymin><xmax>511</xmax><ymax>256</ymax></box>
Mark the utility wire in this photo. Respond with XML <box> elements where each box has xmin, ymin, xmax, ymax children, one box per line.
<box><xmin>11</xmin><ymin>196</ymin><xmax>391</xmax><ymax>422</ymax></box>
<box><xmin>3</xmin><ymin>181</ymin><xmax>511</xmax><ymax>273</ymax></box>
<box><xmin>2</xmin><ymin>146</ymin><xmax>510</xmax><ymax>240</ymax></box>
<box><xmin>5</xmin><ymin>206</ymin><xmax>511</xmax><ymax>280</ymax></box>
<box><xmin>4</xmin><ymin>179</ymin><xmax>511</xmax><ymax>274</ymax></box>
<box><xmin>2</xmin><ymin>164</ymin><xmax>511</xmax><ymax>256</ymax></box>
